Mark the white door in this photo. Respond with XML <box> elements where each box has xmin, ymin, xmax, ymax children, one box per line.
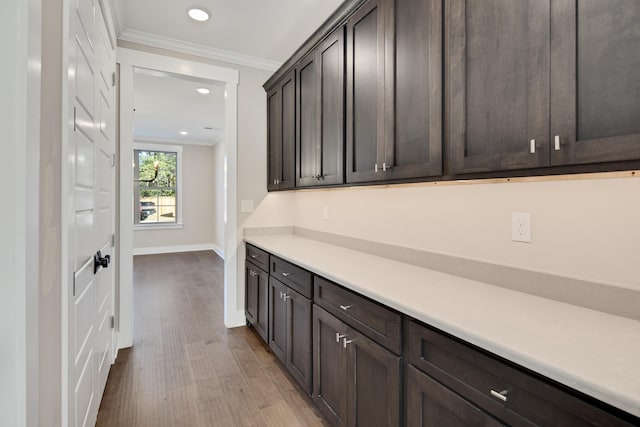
<box><xmin>67</xmin><ymin>0</ymin><xmax>116</xmax><ymax>425</ymax></box>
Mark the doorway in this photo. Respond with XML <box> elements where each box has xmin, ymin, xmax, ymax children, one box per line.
<box><xmin>117</xmin><ymin>49</ymin><xmax>240</xmax><ymax>349</ymax></box>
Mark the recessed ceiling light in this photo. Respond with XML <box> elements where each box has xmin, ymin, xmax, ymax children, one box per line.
<box><xmin>196</xmin><ymin>88</ymin><xmax>210</xmax><ymax>95</ymax></box>
<box><xmin>180</xmin><ymin>131</ymin><xmax>189</xmax><ymax>135</ymax></box>
<box><xmin>188</xmin><ymin>8</ymin><xmax>210</xmax><ymax>22</ymax></box>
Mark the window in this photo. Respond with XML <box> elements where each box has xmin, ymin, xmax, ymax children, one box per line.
<box><xmin>133</xmin><ymin>143</ymin><xmax>182</xmax><ymax>227</ymax></box>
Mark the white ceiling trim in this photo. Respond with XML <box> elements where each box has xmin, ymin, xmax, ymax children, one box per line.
<box><xmin>119</xmin><ymin>29</ymin><xmax>283</xmax><ymax>72</ymax></box>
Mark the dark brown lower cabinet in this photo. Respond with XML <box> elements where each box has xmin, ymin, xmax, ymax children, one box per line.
<box><xmin>406</xmin><ymin>365</ymin><xmax>504</xmax><ymax>427</ymax></box>
<box><xmin>406</xmin><ymin>320</ymin><xmax>639</xmax><ymax>426</ymax></box>
<box><xmin>268</xmin><ymin>276</ymin><xmax>312</xmax><ymax>394</ymax></box>
<box><xmin>245</xmin><ymin>260</ymin><xmax>268</xmax><ymax>343</ymax></box>
<box><xmin>313</xmin><ymin>306</ymin><xmax>402</xmax><ymax>427</ymax></box>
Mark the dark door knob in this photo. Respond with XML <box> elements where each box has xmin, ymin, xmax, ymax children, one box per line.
<box><xmin>94</xmin><ymin>250</ymin><xmax>111</xmax><ymax>274</ymax></box>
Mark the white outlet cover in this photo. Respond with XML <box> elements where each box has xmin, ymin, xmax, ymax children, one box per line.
<box><xmin>322</xmin><ymin>206</ymin><xmax>329</xmax><ymax>221</ymax></box>
<box><xmin>241</xmin><ymin>200</ymin><xmax>254</xmax><ymax>213</ymax></box>
<box><xmin>512</xmin><ymin>212</ymin><xmax>532</xmax><ymax>243</ymax></box>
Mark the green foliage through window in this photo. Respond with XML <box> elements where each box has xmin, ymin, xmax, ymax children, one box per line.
<box><xmin>134</xmin><ymin>149</ymin><xmax>178</xmax><ymax>224</ymax></box>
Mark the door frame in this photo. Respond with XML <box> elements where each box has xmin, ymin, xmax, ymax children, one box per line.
<box><xmin>117</xmin><ymin>48</ymin><xmax>241</xmax><ymax>349</ymax></box>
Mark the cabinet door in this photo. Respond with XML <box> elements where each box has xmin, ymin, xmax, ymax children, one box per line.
<box><xmin>346</xmin><ymin>0</ymin><xmax>386</xmax><ymax>183</ymax></box>
<box><xmin>280</xmin><ymin>72</ymin><xmax>296</xmax><ymax>189</ymax></box>
<box><xmin>313</xmin><ymin>306</ymin><xmax>348</xmax><ymax>427</ymax></box>
<box><xmin>384</xmin><ymin>0</ymin><xmax>442</xmax><ymax>181</ymax></box>
<box><xmin>449</xmin><ymin>0</ymin><xmax>550</xmax><ymax>174</ymax></box>
<box><xmin>255</xmin><ymin>267</ymin><xmax>269</xmax><ymax>343</ymax></box>
<box><xmin>550</xmin><ymin>0</ymin><xmax>640</xmax><ymax>165</ymax></box>
<box><xmin>245</xmin><ymin>262</ymin><xmax>258</xmax><ymax>326</ymax></box>
<box><xmin>406</xmin><ymin>365</ymin><xmax>504</xmax><ymax>427</ymax></box>
<box><xmin>268</xmin><ymin>277</ymin><xmax>287</xmax><ymax>363</ymax></box>
<box><xmin>267</xmin><ymin>87</ymin><xmax>282</xmax><ymax>191</ymax></box>
<box><xmin>345</xmin><ymin>327</ymin><xmax>402</xmax><ymax>427</ymax></box>
<box><xmin>267</xmin><ymin>72</ymin><xmax>296</xmax><ymax>190</ymax></box>
<box><xmin>285</xmin><ymin>289</ymin><xmax>312</xmax><ymax>394</ymax></box>
<box><xmin>318</xmin><ymin>28</ymin><xmax>345</xmax><ymax>186</ymax></box>
<box><xmin>297</xmin><ymin>52</ymin><xmax>319</xmax><ymax>187</ymax></box>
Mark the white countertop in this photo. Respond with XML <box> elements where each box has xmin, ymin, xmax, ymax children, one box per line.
<box><xmin>244</xmin><ymin>233</ymin><xmax>640</xmax><ymax>418</ymax></box>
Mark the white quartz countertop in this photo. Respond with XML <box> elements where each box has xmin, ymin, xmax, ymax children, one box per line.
<box><xmin>244</xmin><ymin>233</ymin><xmax>640</xmax><ymax>418</ymax></box>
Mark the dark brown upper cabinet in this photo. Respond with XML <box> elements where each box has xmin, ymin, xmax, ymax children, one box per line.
<box><xmin>550</xmin><ymin>0</ymin><xmax>640</xmax><ymax>166</ymax></box>
<box><xmin>383</xmin><ymin>0</ymin><xmax>443</xmax><ymax>180</ymax></box>
<box><xmin>346</xmin><ymin>0</ymin><xmax>386</xmax><ymax>183</ymax></box>
<box><xmin>297</xmin><ymin>28</ymin><xmax>345</xmax><ymax>188</ymax></box>
<box><xmin>267</xmin><ymin>71</ymin><xmax>296</xmax><ymax>190</ymax></box>
<box><xmin>451</xmin><ymin>0</ymin><xmax>640</xmax><ymax>175</ymax></box>
<box><xmin>347</xmin><ymin>0</ymin><xmax>443</xmax><ymax>184</ymax></box>
<box><xmin>449</xmin><ymin>0</ymin><xmax>551</xmax><ymax>174</ymax></box>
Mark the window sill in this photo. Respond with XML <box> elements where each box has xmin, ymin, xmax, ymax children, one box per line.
<box><xmin>134</xmin><ymin>223</ymin><xmax>184</xmax><ymax>231</ymax></box>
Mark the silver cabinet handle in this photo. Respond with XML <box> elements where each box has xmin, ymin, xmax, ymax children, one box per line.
<box><xmin>339</xmin><ymin>304</ymin><xmax>354</xmax><ymax>311</ymax></box>
<box><xmin>249</xmin><ymin>270</ymin><xmax>256</xmax><ymax>277</ymax></box>
<box><xmin>343</xmin><ymin>338</ymin><xmax>353</xmax><ymax>349</ymax></box>
<box><xmin>490</xmin><ymin>389</ymin><xmax>508</xmax><ymax>402</ymax></box>
<box><xmin>283</xmin><ymin>294</ymin><xmax>290</xmax><ymax>301</ymax></box>
<box><xmin>530</xmin><ymin>139</ymin><xmax>536</xmax><ymax>154</ymax></box>
<box><xmin>281</xmin><ymin>272</ymin><xmax>291</xmax><ymax>277</ymax></box>
<box><xmin>336</xmin><ymin>333</ymin><xmax>346</xmax><ymax>343</ymax></box>
<box><xmin>382</xmin><ymin>162</ymin><xmax>392</xmax><ymax>171</ymax></box>
<box><xmin>250</xmin><ymin>254</ymin><xmax>257</xmax><ymax>259</ymax></box>
<box><xmin>374</xmin><ymin>163</ymin><xmax>379</xmax><ymax>173</ymax></box>
<box><xmin>279</xmin><ymin>291</ymin><xmax>283</xmax><ymax>299</ymax></box>
<box><xmin>554</xmin><ymin>135</ymin><xmax>561</xmax><ymax>151</ymax></box>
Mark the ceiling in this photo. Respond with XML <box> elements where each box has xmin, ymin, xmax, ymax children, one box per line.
<box><xmin>111</xmin><ymin>0</ymin><xmax>345</xmax><ymax>63</ymax></box>
<box><xmin>114</xmin><ymin>0</ymin><xmax>344</xmax><ymax>146</ymax></box>
<box><xmin>133</xmin><ymin>69</ymin><xmax>225</xmax><ymax>145</ymax></box>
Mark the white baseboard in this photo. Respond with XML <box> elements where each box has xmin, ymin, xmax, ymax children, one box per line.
<box><xmin>212</xmin><ymin>244</ymin><xmax>225</xmax><ymax>259</ymax></box>
<box><xmin>133</xmin><ymin>243</ymin><xmax>220</xmax><ymax>256</ymax></box>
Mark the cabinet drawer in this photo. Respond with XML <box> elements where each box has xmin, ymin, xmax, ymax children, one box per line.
<box><xmin>315</xmin><ymin>276</ymin><xmax>402</xmax><ymax>354</ymax></box>
<box><xmin>271</xmin><ymin>256</ymin><xmax>312</xmax><ymax>299</ymax></box>
<box><xmin>407</xmin><ymin>320</ymin><xmax>638</xmax><ymax>426</ymax></box>
<box><xmin>246</xmin><ymin>244</ymin><xmax>269</xmax><ymax>272</ymax></box>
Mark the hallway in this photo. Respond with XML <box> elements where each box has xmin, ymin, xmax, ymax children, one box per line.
<box><xmin>96</xmin><ymin>251</ymin><xmax>327</xmax><ymax>426</ymax></box>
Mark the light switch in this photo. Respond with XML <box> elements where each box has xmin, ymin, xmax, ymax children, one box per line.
<box><xmin>241</xmin><ymin>200</ymin><xmax>254</xmax><ymax>213</ymax></box>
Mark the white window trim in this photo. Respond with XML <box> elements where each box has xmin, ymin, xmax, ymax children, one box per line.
<box><xmin>133</xmin><ymin>142</ymin><xmax>183</xmax><ymax>229</ymax></box>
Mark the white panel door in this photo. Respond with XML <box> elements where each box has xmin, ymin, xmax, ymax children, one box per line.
<box><xmin>68</xmin><ymin>0</ymin><xmax>116</xmax><ymax>425</ymax></box>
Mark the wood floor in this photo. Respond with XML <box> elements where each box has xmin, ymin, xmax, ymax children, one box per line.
<box><xmin>96</xmin><ymin>251</ymin><xmax>327</xmax><ymax>427</ymax></box>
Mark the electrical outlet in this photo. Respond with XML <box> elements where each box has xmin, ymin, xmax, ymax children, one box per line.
<box><xmin>512</xmin><ymin>212</ymin><xmax>532</xmax><ymax>243</ymax></box>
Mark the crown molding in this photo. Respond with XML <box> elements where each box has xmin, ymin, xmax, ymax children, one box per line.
<box><xmin>118</xmin><ymin>29</ymin><xmax>282</xmax><ymax>72</ymax></box>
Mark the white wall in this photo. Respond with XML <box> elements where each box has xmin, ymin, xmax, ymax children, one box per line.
<box><xmin>275</xmin><ymin>175</ymin><xmax>638</xmax><ymax>291</ymax></box>
<box><xmin>1</xmin><ymin>0</ymin><xmax>41</xmax><ymax>425</ymax></box>
<box><xmin>213</xmin><ymin>141</ymin><xmax>225</xmax><ymax>251</ymax></box>
<box><xmin>134</xmin><ymin>143</ymin><xmax>219</xmax><ymax>251</ymax></box>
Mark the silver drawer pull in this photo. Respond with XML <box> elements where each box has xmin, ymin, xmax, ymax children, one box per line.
<box><xmin>250</xmin><ymin>254</ymin><xmax>257</xmax><ymax>258</ymax></box>
<box><xmin>336</xmin><ymin>333</ymin><xmax>346</xmax><ymax>343</ymax></box>
<box><xmin>339</xmin><ymin>304</ymin><xmax>354</xmax><ymax>311</ymax></box>
<box><xmin>490</xmin><ymin>389</ymin><xmax>508</xmax><ymax>402</ymax></box>
<box><xmin>283</xmin><ymin>294</ymin><xmax>290</xmax><ymax>301</ymax></box>
<box><xmin>530</xmin><ymin>139</ymin><xmax>536</xmax><ymax>154</ymax></box>
<box><xmin>343</xmin><ymin>338</ymin><xmax>353</xmax><ymax>349</ymax></box>
<box><xmin>281</xmin><ymin>272</ymin><xmax>291</xmax><ymax>277</ymax></box>
<box><xmin>554</xmin><ymin>135</ymin><xmax>561</xmax><ymax>151</ymax></box>
<box><xmin>279</xmin><ymin>292</ymin><xmax>283</xmax><ymax>299</ymax></box>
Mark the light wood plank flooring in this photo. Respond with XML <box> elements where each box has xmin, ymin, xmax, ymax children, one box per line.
<box><xmin>96</xmin><ymin>251</ymin><xmax>327</xmax><ymax>427</ymax></box>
